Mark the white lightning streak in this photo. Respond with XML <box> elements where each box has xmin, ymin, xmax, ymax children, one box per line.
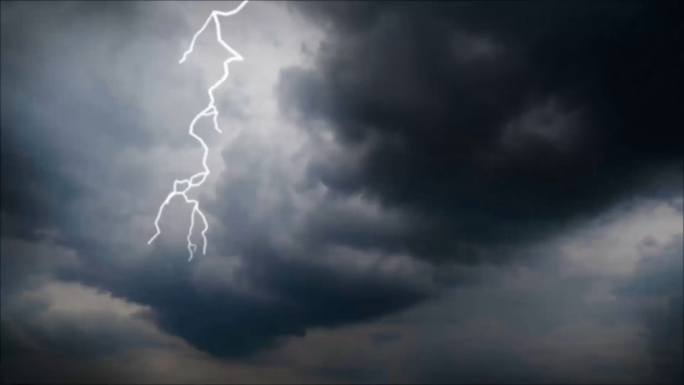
<box><xmin>148</xmin><ymin>0</ymin><xmax>249</xmax><ymax>261</ymax></box>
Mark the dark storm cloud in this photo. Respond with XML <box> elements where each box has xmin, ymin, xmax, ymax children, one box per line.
<box><xmin>279</xmin><ymin>1</ymin><xmax>683</xmax><ymax>263</ymax></box>
<box><xmin>1</xmin><ymin>0</ymin><xmax>431</xmax><ymax>367</ymax></box>
<box><xmin>55</xmin><ymin>236</ymin><xmax>429</xmax><ymax>359</ymax></box>
<box><xmin>2</xmin><ymin>1</ymin><xmax>681</xmax><ymax>382</ymax></box>
<box><xmin>0</xmin><ymin>133</ymin><xmax>85</xmax><ymax>241</ymax></box>
<box><xmin>264</xmin><ymin>215</ymin><xmax>680</xmax><ymax>384</ymax></box>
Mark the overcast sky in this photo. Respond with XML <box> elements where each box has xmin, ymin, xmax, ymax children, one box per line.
<box><xmin>1</xmin><ymin>1</ymin><xmax>682</xmax><ymax>383</ymax></box>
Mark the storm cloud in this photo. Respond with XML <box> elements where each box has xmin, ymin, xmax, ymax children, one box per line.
<box><xmin>278</xmin><ymin>0</ymin><xmax>683</xmax><ymax>263</ymax></box>
<box><xmin>1</xmin><ymin>1</ymin><xmax>682</xmax><ymax>383</ymax></box>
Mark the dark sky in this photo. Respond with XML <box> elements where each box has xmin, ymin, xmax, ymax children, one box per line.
<box><xmin>1</xmin><ymin>1</ymin><xmax>682</xmax><ymax>383</ymax></box>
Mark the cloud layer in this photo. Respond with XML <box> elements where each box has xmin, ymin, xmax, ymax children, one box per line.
<box><xmin>1</xmin><ymin>1</ymin><xmax>682</xmax><ymax>383</ymax></box>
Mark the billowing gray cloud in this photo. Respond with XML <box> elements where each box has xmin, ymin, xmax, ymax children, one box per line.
<box><xmin>1</xmin><ymin>0</ymin><xmax>433</xmax><ymax>366</ymax></box>
<box><xmin>254</xmin><ymin>202</ymin><xmax>681</xmax><ymax>384</ymax></box>
<box><xmin>278</xmin><ymin>1</ymin><xmax>683</xmax><ymax>264</ymax></box>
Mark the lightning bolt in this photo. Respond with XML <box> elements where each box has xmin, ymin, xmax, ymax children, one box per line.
<box><xmin>148</xmin><ymin>0</ymin><xmax>249</xmax><ymax>262</ymax></box>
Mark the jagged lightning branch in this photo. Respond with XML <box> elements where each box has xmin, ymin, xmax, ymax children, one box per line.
<box><xmin>148</xmin><ymin>0</ymin><xmax>249</xmax><ymax>261</ymax></box>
